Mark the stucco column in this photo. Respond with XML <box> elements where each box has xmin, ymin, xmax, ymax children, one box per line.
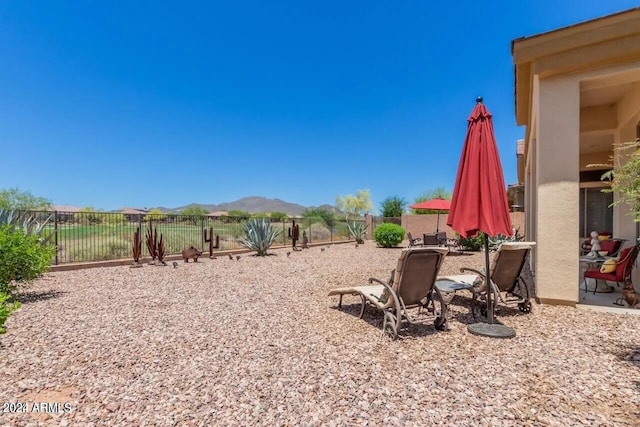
<box><xmin>535</xmin><ymin>75</ymin><xmax>580</xmax><ymax>304</ymax></box>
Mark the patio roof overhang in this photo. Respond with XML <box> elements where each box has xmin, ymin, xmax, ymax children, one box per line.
<box><xmin>511</xmin><ymin>7</ymin><xmax>640</xmax><ymax>178</ymax></box>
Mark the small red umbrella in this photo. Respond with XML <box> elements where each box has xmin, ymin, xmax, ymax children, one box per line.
<box><xmin>409</xmin><ymin>198</ymin><xmax>451</xmax><ymax>232</ymax></box>
<box><xmin>447</xmin><ymin>98</ymin><xmax>514</xmax><ymax>338</ymax></box>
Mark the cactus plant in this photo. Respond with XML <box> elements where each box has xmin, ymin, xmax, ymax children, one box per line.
<box><xmin>156</xmin><ymin>233</ymin><xmax>166</xmax><ymax>265</ymax></box>
<box><xmin>131</xmin><ymin>227</ymin><xmax>143</xmax><ymax>267</ymax></box>
<box><xmin>288</xmin><ymin>220</ymin><xmax>300</xmax><ymax>248</ymax></box>
<box><xmin>204</xmin><ymin>227</ymin><xmax>220</xmax><ymax>257</ymax></box>
<box><xmin>145</xmin><ymin>223</ymin><xmax>158</xmax><ymax>261</ymax></box>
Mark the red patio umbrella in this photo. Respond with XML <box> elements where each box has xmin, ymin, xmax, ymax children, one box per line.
<box><xmin>447</xmin><ymin>97</ymin><xmax>514</xmax><ymax>338</ymax></box>
<box><xmin>409</xmin><ymin>197</ymin><xmax>451</xmax><ymax>232</ymax></box>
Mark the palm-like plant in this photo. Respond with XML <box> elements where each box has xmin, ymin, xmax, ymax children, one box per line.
<box><xmin>347</xmin><ymin>220</ymin><xmax>367</xmax><ymax>244</ymax></box>
<box><xmin>0</xmin><ymin>209</ymin><xmax>53</xmax><ymax>243</ymax></box>
<box><xmin>238</xmin><ymin>218</ymin><xmax>281</xmax><ymax>256</ymax></box>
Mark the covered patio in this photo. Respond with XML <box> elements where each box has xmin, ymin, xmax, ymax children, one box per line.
<box><xmin>512</xmin><ymin>7</ymin><xmax>640</xmax><ymax>308</ymax></box>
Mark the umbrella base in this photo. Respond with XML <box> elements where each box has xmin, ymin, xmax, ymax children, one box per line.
<box><xmin>467</xmin><ymin>322</ymin><xmax>516</xmax><ymax>338</ymax></box>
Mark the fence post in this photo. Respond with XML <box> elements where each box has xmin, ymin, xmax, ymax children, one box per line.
<box><xmin>282</xmin><ymin>219</ymin><xmax>285</xmax><ymax>247</ymax></box>
<box><xmin>201</xmin><ymin>216</ymin><xmax>205</xmax><ymax>249</ymax></box>
<box><xmin>138</xmin><ymin>214</ymin><xmax>143</xmax><ymax>255</ymax></box>
<box><xmin>54</xmin><ymin>211</ymin><xmax>59</xmax><ymax>265</ymax></box>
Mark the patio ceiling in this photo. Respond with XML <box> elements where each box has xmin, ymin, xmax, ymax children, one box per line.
<box><xmin>579</xmin><ymin>67</ymin><xmax>640</xmax><ymax>155</ymax></box>
<box><xmin>580</xmin><ymin>133</ymin><xmax>613</xmax><ymax>155</ymax></box>
<box><xmin>581</xmin><ymin>81</ymin><xmax>636</xmax><ymax>107</ymax></box>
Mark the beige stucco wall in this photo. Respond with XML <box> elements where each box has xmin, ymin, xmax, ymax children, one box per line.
<box><xmin>513</xmin><ymin>9</ymin><xmax>640</xmax><ymax>305</ymax></box>
<box><xmin>534</xmin><ymin>75</ymin><xmax>580</xmax><ymax>304</ymax></box>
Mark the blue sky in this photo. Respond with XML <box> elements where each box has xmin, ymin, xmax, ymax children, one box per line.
<box><xmin>1</xmin><ymin>1</ymin><xmax>639</xmax><ymax>213</ymax></box>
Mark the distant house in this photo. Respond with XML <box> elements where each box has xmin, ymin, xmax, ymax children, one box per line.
<box><xmin>48</xmin><ymin>205</ymin><xmax>83</xmax><ymax>223</ymax></box>
<box><xmin>50</xmin><ymin>205</ymin><xmax>83</xmax><ymax>213</ymax></box>
<box><xmin>121</xmin><ymin>207</ymin><xmax>149</xmax><ymax>222</ymax></box>
<box><xmin>208</xmin><ymin>211</ymin><xmax>229</xmax><ymax>217</ymax></box>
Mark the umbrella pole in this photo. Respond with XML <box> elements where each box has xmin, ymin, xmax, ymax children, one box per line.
<box><xmin>436</xmin><ymin>212</ymin><xmax>440</xmax><ymax>233</ymax></box>
<box><xmin>466</xmin><ymin>233</ymin><xmax>516</xmax><ymax>338</ymax></box>
<box><xmin>484</xmin><ymin>236</ymin><xmax>493</xmax><ymax>324</ymax></box>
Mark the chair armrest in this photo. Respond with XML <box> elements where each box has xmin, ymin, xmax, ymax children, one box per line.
<box><xmin>368</xmin><ymin>277</ymin><xmax>402</xmax><ymax>313</ymax></box>
<box><xmin>368</xmin><ymin>277</ymin><xmax>389</xmax><ymax>287</ymax></box>
<box><xmin>460</xmin><ymin>267</ymin><xmax>483</xmax><ymax>276</ymax></box>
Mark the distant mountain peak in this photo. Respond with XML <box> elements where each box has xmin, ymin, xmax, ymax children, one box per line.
<box><xmin>164</xmin><ymin>196</ymin><xmax>329</xmax><ymax>216</ymax></box>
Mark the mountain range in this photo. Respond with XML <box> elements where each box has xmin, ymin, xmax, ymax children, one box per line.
<box><xmin>155</xmin><ymin>196</ymin><xmax>334</xmax><ymax>215</ymax></box>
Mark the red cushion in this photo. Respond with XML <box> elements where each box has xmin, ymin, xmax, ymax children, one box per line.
<box><xmin>584</xmin><ymin>270</ymin><xmax>618</xmax><ymax>281</ymax></box>
<box><xmin>599</xmin><ymin>239</ymin><xmax>616</xmax><ymax>254</ymax></box>
<box><xmin>587</xmin><ymin>247</ymin><xmax>635</xmax><ymax>282</ymax></box>
<box><xmin>615</xmin><ymin>247</ymin><xmax>633</xmax><ymax>277</ymax></box>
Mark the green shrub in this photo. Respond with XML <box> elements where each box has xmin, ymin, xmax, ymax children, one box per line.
<box><xmin>0</xmin><ymin>291</ymin><xmax>21</xmax><ymax>334</ymax></box>
<box><xmin>459</xmin><ymin>232</ymin><xmax>485</xmax><ymax>251</ymax></box>
<box><xmin>302</xmin><ymin>208</ymin><xmax>336</xmax><ymax>229</ymax></box>
<box><xmin>238</xmin><ymin>218</ymin><xmax>281</xmax><ymax>256</ymax></box>
<box><xmin>374</xmin><ymin>223</ymin><xmax>405</xmax><ymax>248</ymax></box>
<box><xmin>228</xmin><ymin>210</ymin><xmax>251</xmax><ymax>221</ymax></box>
<box><xmin>380</xmin><ymin>196</ymin><xmax>406</xmax><ymax>217</ymax></box>
<box><xmin>269</xmin><ymin>211</ymin><xmax>289</xmax><ymax>222</ymax></box>
<box><xmin>0</xmin><ymin>225</ymin><xmax>56</xmax><ymax>294</ymax></box>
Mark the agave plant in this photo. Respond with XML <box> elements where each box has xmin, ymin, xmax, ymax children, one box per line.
<box><xmin>488</xmin><ymin>226</ymin><xmax>524</xmax><ymax>252</ymax></box>
<box><xmin>0</xmin><ymin>209</ymin><xmax>53</xmax><ymax>244</ymax></box>
<box><xmin>238</xmin><ymin>218</ymin><xmax>281</xmax><ymax>256</ymax></box>
<box><xmin>347</xmin><ymin>220</ymin><xmax>367</xmax><ymax>244</ymax></box>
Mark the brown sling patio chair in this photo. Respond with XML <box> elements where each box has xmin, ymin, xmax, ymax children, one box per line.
<box><xmin>461</xmin><ymin>242</ymin><xmax>536</xmax><ymax>317</ymax></box>
<box><xmin>423</xmin><ymin>233</ymin><xmax>439</xmax><ymax>246</ymax></box>
<box><xmin>328</xmin><ymin>247</ymin><xmax>449</xmax><ymax>339</ymax></box>
<box><xmin>406</xmin><ymin>232</ymin><xmax>423</xmax><ymax>247</ymax></box>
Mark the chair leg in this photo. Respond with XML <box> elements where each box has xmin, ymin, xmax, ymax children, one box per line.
<box><xmin>358</xmin><ymin>295</ymin><xmax>366</xmax><ymax>318</ymax></box>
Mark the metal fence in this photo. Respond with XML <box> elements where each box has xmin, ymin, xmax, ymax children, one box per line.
<box><xmin>372</xmin><ymin>216</ymin><xmax>402</xmax><ymax>228</ymax></box>
<box><xmin>18</xmin><ymin>211</ymin><xmax>363</xmax><ymax>265</ymax></box>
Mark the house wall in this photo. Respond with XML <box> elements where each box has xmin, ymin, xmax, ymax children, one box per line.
<box><xmin>533</xmin><ymin>74</ymin><xmax>581</xmax><ymax>305</ymax></box>
<box><xmin>513</xmin><ymin>8</ymin><xmax>640</xmax><ymax>306</ymax></box>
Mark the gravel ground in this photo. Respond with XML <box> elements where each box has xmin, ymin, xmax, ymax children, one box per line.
<box><xmin>1</xmin><ymin>242</ymin><xmax>639</xmax><ymax>426</ymax></box>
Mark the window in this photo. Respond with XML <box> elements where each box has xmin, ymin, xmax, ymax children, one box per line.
<box><xmin>579</xmin><ymin>187</ymin><xmax>613</xmax><ymax>237</ymax></box>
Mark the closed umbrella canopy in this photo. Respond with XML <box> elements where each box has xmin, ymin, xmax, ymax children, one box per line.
<box><xmin>447</xmin><ymin>98</ymin><xmax>514</xmax><ymax>338</ymax></box>
<box><xmin>447</xmin><ymin>101</ymin><xmax>512</xmax><ymax>238</ymax></box>
<box><xmin>410</xmin><ymin>198</ymin><xmax>451</xmax><ymax>233</ymax></box>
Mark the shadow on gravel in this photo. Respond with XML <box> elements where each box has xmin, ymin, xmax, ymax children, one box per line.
<box><xmin>16</xmin><ymin>290</ymin><xmax>67</xmax><ymax>304</ymax></box>
<box><xmin>609</xmin><ymin>344</ymin><xmax>640</xmax><ymax>369</ymax></box>
<box><xmin>329</xmin><ymin>303</ymin><xmax>442</xmax><ymax>338</ymax></box>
